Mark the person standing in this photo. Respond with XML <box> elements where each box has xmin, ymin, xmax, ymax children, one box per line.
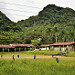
<box><xmin>1</xmin><ymin>54</ymin><xmax>3</xmax><ymax>58</ymax></box>
<box><xmin>52</xmin><ymin>54</ymin><xmax>54</xmax><ymax>58</ymax></box>
<box><xmin>17</xmin><ymin>54</ymin><xmax>19</xmax><ymax>58</ymax></box>
<box><xmin>34</xmin><ymin>55</ymin><xmax>36</xmax><ymax>59</ymax></box>
<box><xmin>12</xmin><ymin>55</ymin><xmax>15</xmax><ymax>60</ymax></box>
<box><xmin>60</xmin><ymin>48</ymin><xmax>61</xmax><ymax>51</ymax></box>
<box><xmin>56</xmin><ymin>58</ymin><xmax>59</xmax><ymax>63</ymax></box>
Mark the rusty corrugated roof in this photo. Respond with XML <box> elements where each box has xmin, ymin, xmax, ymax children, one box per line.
<box><xmin>10</xmin><ymin>44</ymin><xmax>35</xmax><ymax>47</ymax></box>
<box><xmin>0</xmin><ymin>45</ymin><xmax>15</xmax><ymax>48</ymax></box>
<box><xmin>51</xmin><ymin>42</ymin><xmax>75</xmax><ymax>46</ymax></box>
<box><xmin>40</xmin><ymin>44</ymin><xmax>50</xmax><ymax>47</ymax></box>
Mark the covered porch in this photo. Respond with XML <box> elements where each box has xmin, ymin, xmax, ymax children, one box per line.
<box><xmin>10</xmin><ymin>44</ymin><xmax>35</xmax><ymax>51</ymax></box>
<box><xmin>0</xmin><ymin>45</ymin><xmax>15</xmax><ymax>52</ymax></box>
<box><xmin>51</xmin><ymin>42</ymin><xmax>75</xmax><ymax>51</ymax></box>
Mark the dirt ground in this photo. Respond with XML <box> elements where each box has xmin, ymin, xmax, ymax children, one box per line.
<box><xmin>0</xmin><ymin>55</ymin><xmax>75</xmax><ymax>60</ymax></box>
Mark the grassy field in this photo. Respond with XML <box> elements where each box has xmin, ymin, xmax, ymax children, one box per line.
<box><xmin>0</xmin><ymin>58</ymin><xmax>75</xmax><ymax>75</ymax></box>
<box><xmin>66</xmin><ymin>51</ymin><xmax>75</xmax><ymax>57</ymax></box>
<box><xmin>0</xmin><ymin>50</ymin><xmax>75</xmax><ymax>57</ymax></box>
<box><xmin>0</xmin><ymin>51</ymin><xmax>75</xmax><ymax>75</ymax></box>
<box><xmin>0</xmin><ymin>50</ymin><xmax>58</xmax><ymax>55</ymax></box>
<box><xmin>0</xmin><ymin>50</ymin><xmax>67</xmax><ymax>55</ymax></box>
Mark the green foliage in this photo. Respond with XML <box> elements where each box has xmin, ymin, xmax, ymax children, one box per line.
<box><xmin>0</xmin><ymin>4</ymin><xmax>75</xmax><ymax>44</ymax></box>
<box><xmin>31</xmin><ymin>40</ymin><xmax>41</xmax><ymax>48</ymax></box>
<box><xmin>0</xmin><ymin>58</ymin><xmax>75</xmax><ymax>75</ymax></box>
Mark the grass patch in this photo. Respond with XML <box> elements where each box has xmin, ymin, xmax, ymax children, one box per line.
<box><xmin>0</xmin><ymin>50</ymin><xmax>75</xmax><ymax>57</ymax></box>
<box><xmin>66</xmin><ymin>51</ymin><xmax>75</xmax><ymax>57</ymax></box>
<box><xmin>0</xmin><ymin>58</ymin><xmax>75</xmax><ymax>75</ymax></box>
<box><xmin>0</xmin><ymin>50</ymin><xmax>61</xmax><ymax>56</ymax></box>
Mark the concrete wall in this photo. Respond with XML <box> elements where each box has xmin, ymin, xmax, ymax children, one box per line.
<box><xmin>52</xmin><ymin>45</ymin><xmax>74</xmax><ymax>51</ymax></box>
<box><xmin>40</xmin><ymin>47</ymin><xmax>49</xmax><ymax>50</ymax></box>
<box><xmin>53</xmin><ymin>47</ymin><xmax>66</xmax><ymax>51</ymax></box>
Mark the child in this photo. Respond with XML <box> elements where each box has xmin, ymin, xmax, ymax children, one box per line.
<box><xmin>61</xmin><ymin>53</ymin><xmax>63</xmax><ymax>56</ymax></box>
<box><xmin>17</xmin><ymin>54</ymin><xmax>19</xmax><ymax>58</ymax></box>
<box><xmin>52</xmin><ymin>54</ymin><xmax>54</xmax><ymax>58</ymax></box>
<box><xmin>12</xmin><ymin>55</ymin><xmax>15</xmax><ymax>60</ymax></box>
<box><xmin>39</xmin><ymin>49</ymin><xmax>41</xmax><ymax>51</ymax></box>
<box><xmin>1</xmin><ymin>54</ymin><xmax>3</xmax><ymax>58</ymax></box>
<box><xmin>60</xmin><ymin>48</ymin><xmax>61</xmax><ymax>51</ymax></box>
<box><xmin>56</xmin><ymin>58</ymin><xmax>59</xmax><ymax>63</ymax></box>
<box><xmin>34</xmin><ymin>55</ymin><xmax>36</xmax><ymax>59</ymax></box>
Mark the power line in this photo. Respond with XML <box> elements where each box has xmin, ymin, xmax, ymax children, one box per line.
<box><xmin>0</xmin><ymin>1</ymin><xmax>42</xmax><ymax>9</ymax></box>
<box><xmin>0</xmin><ymin>7</ymin><xmax>36</xmax><ymax>14</ymax></box>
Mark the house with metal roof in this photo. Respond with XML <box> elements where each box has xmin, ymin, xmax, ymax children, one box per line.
<box><xmin>0</xmin><ymin>42</ymin><xmax>75</xmax><ymax>52</ymax></box>
<box><xmin>0</xmin><ymin>45</ymin><xmax>15</xmax><ymax>52</ymax></box>
<box><xmin>51</xmin><ymin>42</ymin><xmax>75</xmax><ymax>51</ymax></box>
<box><xmin>10</xmin><ymin>44</ymin><xmax>35</xmax><ymax>51</ymax></box>
<box><xmin>0</xmin><ymin>44</ymin><xmax>35</xmax><ymax>52</ymax></box>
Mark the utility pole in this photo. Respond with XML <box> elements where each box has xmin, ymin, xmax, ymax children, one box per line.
<box><xmin>62</xmin><ymin>38</ymin><xmax>64</xmax><ymax>51</ymax></box>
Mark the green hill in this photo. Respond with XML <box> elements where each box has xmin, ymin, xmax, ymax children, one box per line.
<box><xmin>16</xmin><ymin>4</ymin><xmax>75</xmax><ymax>44</ymax></box>
<box><xmin>0</xmin><ymin>4</ymin><xmax>75</xmax><ymax>44</ymax></box>
<box><xmin>0</xmin><ymin>11</ymin><xmax>13</xmax><ymax>31</ymax></box>
<box><xmin>0</xmin><ymin>11</ymin><xmax>22</xmax><ymax>44</ymax></box>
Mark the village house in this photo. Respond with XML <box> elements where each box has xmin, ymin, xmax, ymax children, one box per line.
<box><xmin>0</xmin><ymin>44</ymin><xmax>35</xmax><ymax>52</ymax></box>
<box><xmin>0</xmin><ymin>45</ymin><xmax>15</xmax><ymax>52</ymax></box>
<box><xmin>10</xmin><ymin>44</ymin><xmax>35</xmax><ymax>51</ymax></box>
<box><xmin>0</xmin><ymin>42</ymin><xmax>75</xmax><ymax>52</ymax></box>
<box><xmin>51</xmin><ymin>42</ymin><xmax>75</xmax><ymax>51</ymax></box>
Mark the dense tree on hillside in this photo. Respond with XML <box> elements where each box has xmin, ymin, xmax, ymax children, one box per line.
<box><xmin>31</xmin><ymin>40</ymin><xmax>41</xmax><ymax>48</ymax></box>
<box><xmin>0</xmin><ymin>4</ymin><xmax>75</xmax><ymax>44</ymax></box>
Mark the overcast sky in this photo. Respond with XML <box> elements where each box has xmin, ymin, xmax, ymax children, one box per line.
<box><xmin>0</xmin><ymin>0</ymin><xmax>75</xmax><ymax>22</ymax></box>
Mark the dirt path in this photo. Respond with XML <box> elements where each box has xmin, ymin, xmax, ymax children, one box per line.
<box><xmin>0</xmin><ymin>55</ymin><xmax>75</xmax><ymax>60</ymax></box>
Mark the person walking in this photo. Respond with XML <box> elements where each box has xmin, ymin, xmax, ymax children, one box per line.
<box><xmin>56</xmin><ymin>58</ymin><xmax>59</xmax><ymax>63</ymax></box>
